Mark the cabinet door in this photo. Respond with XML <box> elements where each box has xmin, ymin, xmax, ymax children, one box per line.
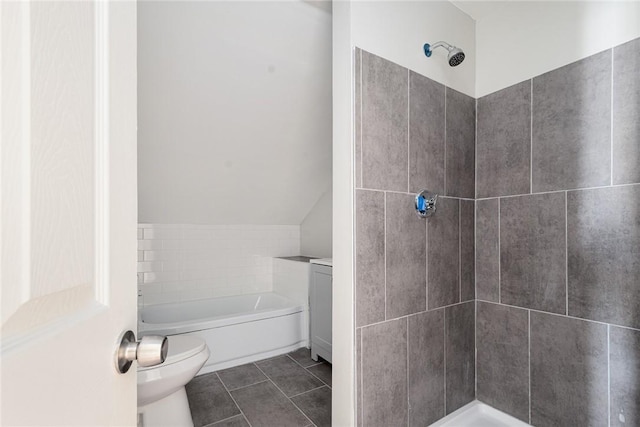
<box><xmin>311</xmin><ymin>265</ymin><xmax>332</xmax><ymax>363</ymax></box>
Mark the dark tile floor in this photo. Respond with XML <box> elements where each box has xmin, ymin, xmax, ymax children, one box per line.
<box><xmin>186</xmin><ymin>348</ymin><xmax>332</xmax><ymax>427</ymax></box>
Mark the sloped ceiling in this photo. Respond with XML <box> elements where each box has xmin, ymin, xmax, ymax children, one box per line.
<box><xmin>138</xmin><ymin>1</ymin><xmax>332</xmax><ymax>225</ymax></box>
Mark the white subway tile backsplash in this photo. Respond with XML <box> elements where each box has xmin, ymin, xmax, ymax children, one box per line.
<box><xmin>143</xmin><ymin>271</ymin><xmax>180</xmax><ymax>284</ymax></box>
<box><xmin>138</xmin><ymin>239</ymin><xmax>163</xmax><ymax>251</ymax></box>
<box><xmin>137</xmin><ymin>224</ymin><xmax>300</xmax><ymax>305</ymax></box>
<box><xmin>137</xmin><ymin>261</ymin><xmax>163</xmax><ymax>273</ymax></box>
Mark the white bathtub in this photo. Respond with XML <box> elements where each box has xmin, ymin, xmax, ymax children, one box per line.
<box><xmin>138</xmin><ymin>292</ymin><xmax>308</xmax><ymax>374</ymax></box>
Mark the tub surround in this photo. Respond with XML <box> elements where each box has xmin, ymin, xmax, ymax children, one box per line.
<box><xmin>272</xmin><ymin>256</ymin><xmax>314</xmax><ymax>308</ymax></box>
<box><xmin>137</xmin><ymin>224</ymin><xmax>300</xmax><ymax>306</ymax></box>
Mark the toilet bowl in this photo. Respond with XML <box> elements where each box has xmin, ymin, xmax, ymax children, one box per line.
<box><xmin>138</xmin><ymin>335</ymin><xmax>210</xmax><ymax>427</ymax></box>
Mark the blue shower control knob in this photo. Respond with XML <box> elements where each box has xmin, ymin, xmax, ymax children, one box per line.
<box><xmin>415</xmin><ymin>190</ymin><xmax>437</xmax><ymax>218</ymax></box>
<box><xmin>424</xmin><ymin>43</ymin><xmax>432</xmax><ymax>57</ymax></box>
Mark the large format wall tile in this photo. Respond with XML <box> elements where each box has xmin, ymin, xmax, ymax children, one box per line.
<box><xmin>362</xmin><ymin>319</ymin><xmax>408</xmax><ymax>427</ymax></box>
<box><xmin>386</xmin><ymin>192</ymin><xmax>426</xmax><ymax>318</ymax></box>
<box><xmin>460</xmin><ymin>200</ymin><xmax>475</xmax><ymax>301</ymax></box>
<box><xmin>361</xmin><ymin>51</ymin><xmax>408</xmax><ymax>191</ymax></box>
<box><xmin>445</xmin><ymin>88</ymin><xmax>476</xmax><ymax>198</ymax></box>
<box><xmin>445</xmin><ymin>302</ymin><xmax>475</xmax><ymax>414</ymax></box>
<box><xmin>530</xmin><ymin>312</ymin><xmax>608</xmax><ymax>427</ymax></box>
<box><xmin>476</xmin><ymin>302</ymin><xmax>529</xmax><ymax>423</ymax></box>
<box><xmin>532</xmin><ymin>50</ymin><xmax>611</xmax><ymax>192</ymax></box>
<box><xmin>428</xmin><ymin>197</ymin><xmax>459</xmax><ymax>309</ymax></box>
<box><xmin>356</xmin><ymin>190</ymin><xmax>385</xmax><ymax>327</ymax></box>
<box><xmin>567</xmin><ymin>185</ymin><xmax>640</xmax><ymax>329</ymax></box>
<box><xmin>613</xmin><ymin>37</ymin><xmax>640</xmax><ymax>185</ymax></box>
<box><xmin>610</xmin><ymin>326</ymin><xmax>640</xmax><ymax>427</ymax></box>
<box><xmin>476</xmin><ymin>199</ymin><xmax>499</xmax><ymax>302</ymax></box>
<box><xmin>477</xmin><ymin>81</ymin><xmax>531</xmax><ymax>198</ymax></box>
<box><xmin>500</xmin><ymin>192</ymin><xmax>566</xmax><ymax>314</ymax></box>
<box><xmin>408</xmin><ymin>310</ymin><xmax>445</xmax><ymax>426</ymax></box>
<box><xmin>409</xmin><ymin>71</ymin><xmax>445</xmax><ymax>194</ymax></box>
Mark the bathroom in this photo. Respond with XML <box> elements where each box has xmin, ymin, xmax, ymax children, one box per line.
<box><xmin>1</xmin><ymin>1</ymin><xmax>640</xmax><ymax>426</ymax></box>
<box><xmin>136</xmin><ymin>2</ymin><xmax>333</xmax><ymax>425</ymax></box>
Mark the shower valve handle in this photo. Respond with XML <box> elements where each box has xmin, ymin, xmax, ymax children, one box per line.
<box><xmin>115</xmin><ymin>330</ymin><xmax>168</xmax><ymax>374</ymax></box>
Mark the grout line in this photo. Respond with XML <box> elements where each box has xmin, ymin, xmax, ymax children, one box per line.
<box><xmin>360</xmin><ymin>300</ymin><xmax>472</xmax><ymax>329</ymax></box>
<box><xmin>475</xmin><ymin>97</ymin><xmax>478</xmax><ymax>200</ymax></box>
<box><xmin>498</xmin><ymin>198</ymin><xmax>501</xmax><ymax>304</ymax></box>
<box><xmin>475</xmin><ymin>298</ymin><xmax>640</xmax><ymax>332</ymax></box>
<box><xmin>286</xmin><ymin>353</ymin><xmax>312</xmax><ymax>369</ymax></box>
<box><xmin>360</xmin><ymin>49</ymin><xmax>363</xmax><ymax>188</ymax></box>
<box><xmin>354</xmin><ymin>188</ymin><xmax>474</xmax><ymax>201</ymax></box>
<box><xmin>474</xmin><ymin>199</ymin><xmax>477</xmax><ymax>302</ymax></box>
<box><xmin>407</xmin><ymin>69</ymin><xmax>411</xmax><ymax>194</ymax></box>
<box><xmin>459</xmin><ymin>199</ymin><xmax>462</xmax><ymax>302</ymax></box>
<box><xmin>384</xmin><ymin>191</ymin><xmax>388</xmax><ymax>320</ymax></box>
<box><xmin>253</xmin><ymin>364</ymin><xmax>317</xmax><ymax>427</ymax></box>
<box><xmin>530</xmin><ymin>79</ymin><xmax>533</xmax><ymax>194</ymax></box>
<box><xmin>304</xmin><ymin>365</ymin><xmax>332</xmax><ymax>389</ymax></box>
<box><xmin>444</xmin><ymin>86</ymin><xmax>447</xmax><ymax>195</ymax></box>
<box><xmin>215</xmin><ymin>372</ymin><xmax>255</xmax><ymax>427</ymax></box>
<box><xmin>608</xmin><ymin>324</ymin><xmax>611</xmax><ymax>427</ymax></box>
<box><xmin>406</xmin><ymin>316</ymin><xmax>410</xmax><ymax>427</ymax></box>
<box><xmin>225</xmin><ymin>379</ymin><xmax>270</xmax><ymax>393</ymax></box>
<box><xmin>474</xmin><ymin>300</ymin><xmax>477</xmax><ymax>399</ymax></box>
<box><xmin>474</xmin><ymin>181</ymin><xmax>640</xmax><ymax>201</ymax></box>
<box><xmin>443</xmin><ymin>307</ymin><xmax>447</xmax><ymax>415</ymax></box>
<box><xmin>528</xmin><ymin>310</ymin><xmax>531</xmax><ymax>425</ymax></box>
<box><xmin>426</xmin><ymin>216</ymin><xmax>429</xmax><ymax>310</ymax></box>
<box><xmin>289</xmin><ymin>385</ymin><xmax>327</xmax><ymax>399</ymax></box>
<box><xmin>610</xmin><ymin>48</ymin><xmax>614</xmax><ymax>186</ymax></box>
<box><xmin>209</xmin><ymin>414</ymin><xmax>251</xmax><ymax>427</ymax></box>
<box><xmin>360</xmin><ymin>329</ymin><xmax>364</xmax><ymax>427</ymax></box>
<box><xmin>303</xmin><ymin>362</ymin><xmax>324</xmax><ymax>369</ymax></box>
<box><xmin>565</xmin><ymin>191</ymin><xmax>569</xmax><ymax>315</ymax></box>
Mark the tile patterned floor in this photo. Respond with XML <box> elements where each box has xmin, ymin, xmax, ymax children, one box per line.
<box><xmin>186</xmin><ymin>348</ymin><xmax>332</xmax><ymax>427</ymax></box>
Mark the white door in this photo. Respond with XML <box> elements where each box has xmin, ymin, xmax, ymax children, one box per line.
<box><xmin>1</xmin><ymin>1</ymin><xmax>138</xmax><ymax>425</ymax></box>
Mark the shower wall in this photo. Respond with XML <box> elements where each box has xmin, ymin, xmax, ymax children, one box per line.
<box><xmin>475</xmin><ymin>37</ymin><xmax>640</xmax><ymax>426</ymax></box>
<box><xmin>353</xmin><ymin>49</ymin><xmax>476</xmax><ymax>426</ymax></box>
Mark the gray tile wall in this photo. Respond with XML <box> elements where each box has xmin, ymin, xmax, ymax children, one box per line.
<box><xmin>476</xmin><ymin>38</ymin><xmax>640</xmax><ymax>427</ymax></box>
<box><xmin>354</xmin><ymin>48</ymin><xmax>476</xmax><ymax>427</ymax></box>
<box><xmin>354</xmin><ymin>38</ymin><xmax>640</xmax><ymax>427</ymax></box>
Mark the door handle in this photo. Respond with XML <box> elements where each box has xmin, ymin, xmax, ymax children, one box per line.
<box><xmin>115</xmin><ymin>330</ymin><xmax>168</xmax><ymax>374</ymax></box>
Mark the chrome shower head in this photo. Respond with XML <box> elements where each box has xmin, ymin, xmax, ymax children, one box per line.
<box><xmin>423</xmin><ymin>41</ymin><xmax>466</xmax><ymax>67</ymax></box>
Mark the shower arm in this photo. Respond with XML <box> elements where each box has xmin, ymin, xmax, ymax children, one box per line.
<box><xmin>428</xmin><ymin>41</ymin><xmax>453</xmax><ymax>52</ymax></box>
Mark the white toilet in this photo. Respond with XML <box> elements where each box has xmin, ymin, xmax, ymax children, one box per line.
<box><xmin>137</xmin><ymin>335</ymin><xmax>210</xmax><ymax>427</ymax></box>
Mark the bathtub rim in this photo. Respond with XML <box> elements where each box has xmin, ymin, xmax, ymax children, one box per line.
<box><xmin>138</xmin><ymin>292</ymin><xmax>307</xmax><ymax>336</ymax></box>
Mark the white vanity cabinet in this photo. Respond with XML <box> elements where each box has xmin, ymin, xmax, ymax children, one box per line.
<box><xmin>309</xmin><ymin>260</ymin><xmax>332</xmax><ymax>363</ymax></box>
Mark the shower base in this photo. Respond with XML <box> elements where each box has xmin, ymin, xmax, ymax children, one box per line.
<box><xmin>429</xmin><ymin>401</ymin><xmax>530</xmax><ymax>427</ymax></box>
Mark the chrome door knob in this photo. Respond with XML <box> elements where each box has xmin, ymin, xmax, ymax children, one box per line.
<box><xmin>115</xmin><ymin>330</ymin><xmax>168</xmax><ymax>374</ymax></box>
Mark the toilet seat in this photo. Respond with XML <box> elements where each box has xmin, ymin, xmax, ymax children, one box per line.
<box><xmin>138</xmin><ymin>335</ymin><xmax>206</xmax><ymax>371</ymax></box>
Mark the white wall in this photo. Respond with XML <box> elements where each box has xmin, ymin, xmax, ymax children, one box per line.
<box><xmin>332</xmin><ymin>1</ymin><xmax>355</xmax><ymax>424</ymax></box>
<box><xmin>352</xmin><ymin>1</ymin><xmax>476</xmax><ymax>97</ymax></box>
<box><xmin>137</xmin><ymin>1</ymin><xmax>332</xmax><ymax>225</ymax></box>
<box><xmin>475</xmin><ymin>1</ymin><xmax>640</xmax><ymax>97</ymax></box>
<box><xmin>300</xmin><ymin>186</ymin><xmax>332</xmax><ymax>258</ymax></box>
